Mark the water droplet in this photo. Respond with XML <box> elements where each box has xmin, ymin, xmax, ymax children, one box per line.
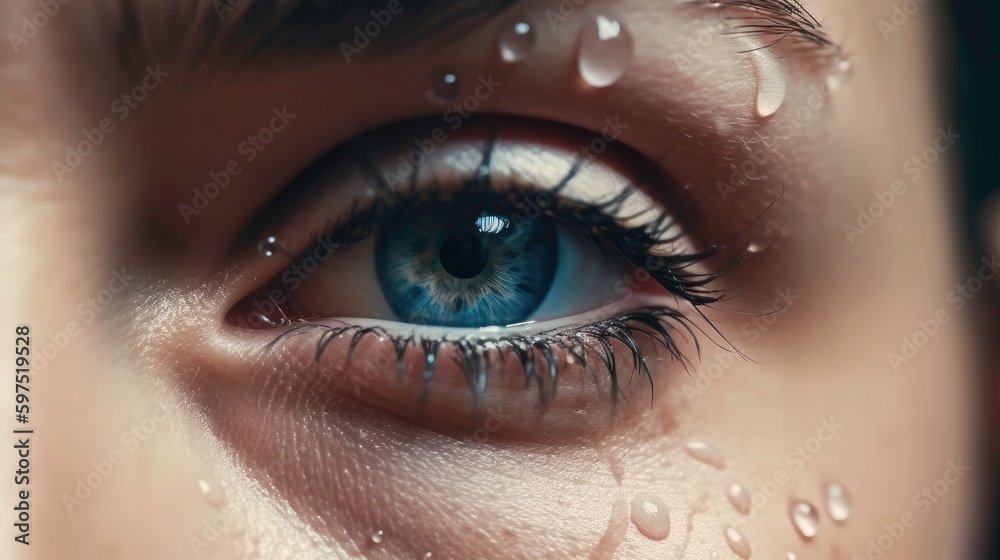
<box><xmin>371</xmin><ymin>530</ymin><xmax>385</xmax><ymax>544</ymax></box>
<box><xmin>423</xmin><ymin>553</ymin><xmax>433</xmax><ymax>559</ymax></box>
<box><xmin>724</xmin><ymin>526</ymin><xmax>751</xmax><ymax>559</ymax></box>
<box><xmin>726</xmin><ymin>483</ymin><xmax>752</xmax><ymax>515</ymax></box>
<box><xmin>825</xmin><ymin>57</ymin><xmax>853</xmax><ymax>93</ymax></box>
<box><xmin>197</xmin><ymin>478</ymin><xmax>227</xmax><ymax>509</ymax></box>
<box><xmin>826</xmin><ymin>482</ymin><xmax>852</xmax><ymax>523</ymax></box>
<box><xmin>790</xmin><ymin>499</ymin><xmax>820</xmax><ymax>539</ymax></box>
<box><xmin>429</xmin><ymin>71</ymin><xmax>460</xmax><ymax>103</ymax></box>
<box><xmin>745</xmin><ymin>46</ymin><xmax>786</xmax><ymax>119</ymax></box>
<box><xmin>629</xmin><ymin>492</ymin><xmax>671</xmax><ymax>541</ymax></box>
<box><xmin>712</xmin><ymin>118</ymin><xmax>735</xmax><ymax>137</ymax></box>
<box><xmin>577</xmin><ymin>14</ymin><xmax>633</xmax><ymax>88</ymax></box>
<box><xmin>257</xmin><ymin>235</ymin><xmax>282</xmax><ymax>257</ymax></box>
<box><xmin>682</xmin><ymin>440</ymin><xmax>726</xmax><ymax>469</ymax></box>
<box><xmin>500</xmin><ymin>20</ymin><xmax>536</xmax><ymax>62</ymax></box>
<box><xmin>786</xmin><ymin>553</ymin><xmax>798</xmax><ymax>560</ymax></box>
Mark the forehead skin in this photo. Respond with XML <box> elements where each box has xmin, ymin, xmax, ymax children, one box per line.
<box><xmin>3</xmin><ymin>0</ymin><xmax>976</xmax><ymax>559</ymax></box>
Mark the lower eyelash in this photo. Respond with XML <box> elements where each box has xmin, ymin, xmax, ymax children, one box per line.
<box><xmin>268</xmin><ymin>305</ymin><xmax>708</xmax><ymax>405</ymax></box>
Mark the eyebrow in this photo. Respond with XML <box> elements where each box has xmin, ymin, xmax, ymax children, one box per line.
<box><xmin>114</xmin><ymin>0</ymin><xmax>835</xmax><ymax>75</ymax></box>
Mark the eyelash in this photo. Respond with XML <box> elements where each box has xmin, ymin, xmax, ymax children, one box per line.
<box><xmin>262</xmin><ymin>144</ymin><xmax>730</xmax><ymax>403</ymax></box>
<box><xmin>698</xmin><ymin>0</ymin><xmax>836</xmax><ymax>51</ymax></box>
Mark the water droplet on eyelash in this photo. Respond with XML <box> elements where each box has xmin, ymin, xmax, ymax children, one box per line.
<box><xmin>826</xmin><ymin>482</ymin><xmax>852</xmax><ymax>523</ymax></box>
<box><xmin>682</xmin><ymin>440</ymin><xmax>726</xmax><ymax>469</ymax></box>
<box><xmin>746</xmin><ymin>241</ymin><xmax>765</xmax><ymax>254</ymax></box>
<box><xmin>745</xmin><ymin>44</ymin><xmax>786</xmax><ymax>119</ymax></box>
<box><xmin>429</xmin><ymin>71</ymin><xmax>460</xmax><ymax>103</ymax></box>
<box><xmin>371</xmin><ymin>530</ymin><xmax>385</xmax><ymax>544</ymax></box>
<box><xmin>499</xmin><ymin>19</ymin><xmax>537</xmax><ymax>62</ymax></box>
<box><xmin>790</xmin><ymin>499</ymin><xmax>820</xmax><ymax>539</ymax></box>
<box><xmin>825</xmin><ymin>57</ymin><xmax>853</xmax><ymax>94</ymax></box>
<box><xmin>629</xmin><ymin>492</ymin><xmax>671</xmax><ymax>541</ymax></box>
<box><xmin>724</xmin><ymin>525</ymin><xmax>752</xmax><ymax>559</ymax></box>
<box><xmin>726</xmin><ymin>483</ymin><xmax>752</xmax><ymax>515</ymax></box>
<box><xmin>577</xmin><ymin>13</ymin><xmax>633</xmax><ymax>88</ymax></box>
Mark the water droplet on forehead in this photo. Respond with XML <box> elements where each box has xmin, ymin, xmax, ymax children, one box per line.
<box><xmin>743</xmin><ymin>42</ymin><xmax>786</xmax><ymax>119</ymax></box>
<box><xmin>790</xmin><ymin>499</ymin><xmax>820</xmax><ymax>539</ymax></box>
<box><xmin>577</xmin><ymin>14</ymin><xmax>633</xmax><ymax>88</ymax></box>
<box><xmin>371</xmin><ymin>530</ymin><xmax>385</xmax><ymax>544</ymax></box>
<box><xmin>499</xmin><ymin>19</ymin><xmax>537</xmax><ymax>62</ymax></box>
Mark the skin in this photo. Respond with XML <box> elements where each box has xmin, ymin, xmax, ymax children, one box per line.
<box><xmin>2</xmin><ymin>0</ymin><xmax>979</xmax><ymax>559</ymax></box>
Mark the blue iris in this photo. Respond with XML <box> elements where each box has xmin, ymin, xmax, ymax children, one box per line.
<box><xmin>375</xmin><ymin>202</ymin><xmax>558</xmax><ymax>327</ymax></box>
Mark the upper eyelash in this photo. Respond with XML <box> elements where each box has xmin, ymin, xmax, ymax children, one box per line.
<box><xmin>696</xmin><ymin>0</ymin><xmax>837</xmax><ymax>52</ymax></box>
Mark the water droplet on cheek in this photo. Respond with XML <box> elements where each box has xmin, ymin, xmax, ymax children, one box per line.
<box><xmin>577</xmin><ymin>14</ymin><xmax>633</xmax><ymax>88</ymax></box>
<box><xmin>197</xmin><ymin>478</ymin><xmax>228</xmax><ymax>509</ymax></box>
<box><xmin>826</xmin><ymin>482</ymin><xmax>852</xmax><ymax>522</ymax></box>
<box><xmin>825</xmin><ymin>57</ymin><xmax>853</xmax><ymax>93</ymax></box>
<box><xmin>629</xmin><ymin>492</ymin><xmax>671</xmax><ymax>541</ymax></box>
<box><xmin>726</xmin><ymin>483</ymin><xmax>752</xmax><ymax>515</ymax></box>
<box><xmin>724</xmin><ymin>526</ymin><xmax>751</xmax><ymax>559</ymax></box>
<box><xmin>499</xmin><ymin>20</ymin><xmax>537</xmax><ymax>62</ymax></box>
<box><xmin>682</xmin><ymin>440</ymin><xmax>726</xmax><ymax>469</ymax></box>
<box><xmin>790</xmin><ymin>500</ymin><xmax>820</xmax><ymax>539</ymax></box>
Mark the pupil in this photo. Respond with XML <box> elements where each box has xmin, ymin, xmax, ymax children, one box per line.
<box><xmin>439</xmin><ymin>232</ymin><xmax>489</xmax><ymax>279</ymax></box>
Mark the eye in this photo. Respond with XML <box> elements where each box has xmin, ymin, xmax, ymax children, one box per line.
<box><xmin>227</xmin><ymin>117</ymin><xmax>723</xmax><ymax>438</ymax></box>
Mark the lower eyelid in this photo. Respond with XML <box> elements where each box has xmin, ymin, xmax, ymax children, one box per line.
<box><xmin>240</xmin><ymin>303</ymin><xmax>702</xmax><ymax>440</ymax></box>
